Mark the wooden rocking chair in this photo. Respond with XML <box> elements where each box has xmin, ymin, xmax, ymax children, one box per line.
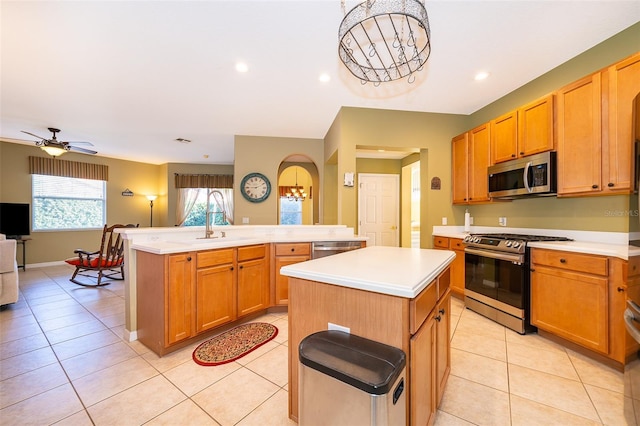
<box><xmin>65</xmin><ymin>223</ymin><xmax>138</xmax><ymax>286</ymax></box>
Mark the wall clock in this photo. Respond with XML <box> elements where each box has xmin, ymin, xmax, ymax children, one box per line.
<box><xmin>240</xmin><ymin>172</ymin><xmax>271</xmax><ymax>203</ymax></box>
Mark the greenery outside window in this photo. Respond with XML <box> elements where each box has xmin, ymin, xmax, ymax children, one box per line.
<box><xmin>280</xmin><ymin>198</ymin><xmax>302</xmax><ymax>225</ymax></box>
<box><xmin>182</xmin><ymin>188</ymin><xmax>233</xmax><ymax>226</ymax></box>
<box><xmin>32</xmin><ymin>174</ymin><xmax>106</xmax><ymax>231</ymax></box>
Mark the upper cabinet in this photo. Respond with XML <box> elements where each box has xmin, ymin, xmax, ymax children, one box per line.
<box><xmin>491</xmin><ymin>95</ymin><xmax>555</xmax><ymax>164</ymax></box>
<box><xmin>558</xmin><ymin>52</ymin><xmax>640</xmax><ymax>196</ymax></box>
<box><xmin>452</xmin><ymin>123</ymin><xmax>491</xmax><ymax>204</ymax></box>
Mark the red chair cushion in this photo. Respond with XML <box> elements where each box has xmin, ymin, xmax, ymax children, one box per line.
<box><xmin>65</xmin><ymin>258</ymin><xmax>123</xmax><ymax>268</ymax></box>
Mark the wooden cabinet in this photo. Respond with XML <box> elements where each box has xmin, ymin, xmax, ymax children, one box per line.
<box><xmin>491</xmin><ymin>95</ymin><xmax>555</xmax><ymax>164</ymax></box>
<box><xmin>604</xmin><ymin>52</ymin><xmax>640</xmax><ymax>193</ymax></box>
<box><xmin>167</xmin><ymin>253</ymin><xmax>194</xmax><ymax>345</ymax></box>
<box><xmin>557</xmin><ymin>73</ymin><xmax>603</xmax><ymax>196</ymax></box>
<box><xmin>272</xmin><ymin>243</ymin><xmax>311</xmax><ymax>306</ymax></box>
<box><xmin>237</xmin><ymin>245</ymin><xmax>269</xmax><ymax>317</ymax></box>
<box><xmin>137</xmin><ymin>244</ymin><xmax>269</xmax><ymax>356</ymax></box>
<box><xmin>531</xmin><ymin>249</ymin><xmax>609</xmax><ymax>354</ymax></box>
<box><xmin>452</xmin><ymin>123</ymin><xmax>491</xmax><ymax>204</ymax></box>
<box><xmin>610</xmin><ymin>256</ymin><xmax>640</xmax><ymax>365</ymax></box>
<box><xmin>432</xmin><ymin>236</ymin><xmax>465</xmax><ymax>297</ymax></box>
<box><xmin>558</xmin><ymin>52</ymin><xmax>640</xmax><ymax>196</ymax></box>
<box><xmin>409</xmin><ymin>269</ymin><xmax>451</xmax><ymax>426</ymax></box>
<box><xmin>451</xmin><ymin>133</ymin><xmax>469</xmax><ymax>204</ymax></box>
<box><xmin>195</xmin><ymin>248</ymin><xmax>235</xmax><ymax>333</ymax></box>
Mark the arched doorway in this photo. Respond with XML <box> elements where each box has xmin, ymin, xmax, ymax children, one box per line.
<box><xmin>278</xmin><ymin>157</ymin><xmax>319</xmax><ymax>225</ymax></box>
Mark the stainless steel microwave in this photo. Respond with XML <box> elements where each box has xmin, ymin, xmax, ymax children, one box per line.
<box><xmin>488</xmin><ymin>151</ymin><xmax>557</xmax><ymax>199</ymax></box>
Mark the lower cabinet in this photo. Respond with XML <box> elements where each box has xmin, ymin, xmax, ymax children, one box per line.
<box><xmin>272</xmin><ymin>243</ymin><xmax>310</xmax><ymax>306</ymax></box>
<box><xmin>531</xmin><ymin>248</ymin><xmax>639</xmax><ymax>367</ymax></box>
<box><xmin>531</xmin><ymin>249</ymin><xmax>609</xmax><ymax>354</ymax></box>
<box><xmin>137</xmin><ymin>244</ymin><xmax>268</xmax><ymax>356</ymax></box>
<box><xmin>410</xmin><ymin>270</ymin><xmax>451</xmax><ymax>425</ymax></box>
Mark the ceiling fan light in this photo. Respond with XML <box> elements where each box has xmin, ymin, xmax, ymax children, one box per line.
<box><xmin>41</xmin><ymin>145</ymin><xmax>67</xmax><ymax>157</ymax></box>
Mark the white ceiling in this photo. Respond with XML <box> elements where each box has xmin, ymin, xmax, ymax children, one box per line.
<box><xmin>1</xmin><ymin>1</ymin><xmax>639</xmax><ymax>165</ymax></box>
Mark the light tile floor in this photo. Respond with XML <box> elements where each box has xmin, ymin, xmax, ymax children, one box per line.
<box><xmin>0</xmin><ymin>264</ymin><xmax>638</xmax><ymax>425</ymax></box>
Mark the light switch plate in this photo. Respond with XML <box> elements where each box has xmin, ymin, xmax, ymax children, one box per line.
<box><xmin>242</xmin><ymin>217</ymin><xmax>249</xmax><ymax>224</ymax></box>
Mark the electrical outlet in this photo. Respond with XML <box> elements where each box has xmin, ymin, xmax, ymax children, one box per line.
<box><xmin>242</xmin><ymin>217</ymin><xmax>249</xmax><ymax>224</ymax></box>
<box><xmin>328</xmin><ymin>322</ymin><xmax>350</xmax><ymax>334</ymax></box>
<box><xmin>498</xmin><ymin>217</ymin><xmax>507</xmax><ymax>226</ymax></box>
<box><xmin>442</xmin><ymin>217</ymin><xmax>447</xmax><ymax>225</ymax></box>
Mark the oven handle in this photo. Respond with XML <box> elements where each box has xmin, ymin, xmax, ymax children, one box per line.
<box><xmin>464</xmin><ymin>247</ymin><xmax>524</xmax><ymax>264</ymax></box>
<box><xmin>624</xmin><ymin>300</ymin><xmax>640</xmax><ymax>344</ymax></box>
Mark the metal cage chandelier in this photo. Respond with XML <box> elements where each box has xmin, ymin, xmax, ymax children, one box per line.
<box><xmin>338</xmin><ymin>0</ymin><xmax>431</xmax><ymax>84</ymax></box>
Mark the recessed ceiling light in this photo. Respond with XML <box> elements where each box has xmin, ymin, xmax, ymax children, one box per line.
<box><xmin>235</xmin><ymin>62</ymin><xmax>249</xmax><ymax>73</ymax></box>
<box><xmin>319</xmin><ymin>73</ymin><xmax>331</xmax><ymax>83</ymax></box>
<box><xmin>475</xmin><ymin>71</ymin><xmax>490</xmax><ymax>81</ymax></box>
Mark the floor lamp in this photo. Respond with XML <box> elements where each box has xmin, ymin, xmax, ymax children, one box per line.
<box><xmin>146</xmin><ymin>195</ymin><xmax>157</xmax><ymax>227</ymax></box>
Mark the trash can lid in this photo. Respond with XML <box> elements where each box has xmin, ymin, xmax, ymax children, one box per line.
<box><xmin>299</xmin><ymin>330</ymin><xmax>406</xmax><ymax>395</ymax></box>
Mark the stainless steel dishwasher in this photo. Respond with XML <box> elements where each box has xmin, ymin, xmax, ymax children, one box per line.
<box><xmin>311</xmin><ymin>241</ymin><xmax>363</xmax><ymax>259</ymax></box>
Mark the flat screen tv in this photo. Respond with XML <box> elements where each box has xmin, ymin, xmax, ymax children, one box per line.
<box><xmin>0</xmin><ymin>203</ymin><xmax>30</xmax><ymax>238</ymax></box>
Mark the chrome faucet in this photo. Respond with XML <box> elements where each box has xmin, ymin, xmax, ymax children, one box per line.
<box><xmin>204</xmin><ymin>189</ymin><xmax>216</xmax><ymax>239</ymax></box>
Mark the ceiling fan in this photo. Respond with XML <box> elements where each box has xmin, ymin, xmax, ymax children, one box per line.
<box><xmin>21</xmin><ymin>127</ymin><xmax>97</xmax><ymax>157</ymax></box>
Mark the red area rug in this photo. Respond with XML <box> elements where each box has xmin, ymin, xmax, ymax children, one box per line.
<box><xmin>193</xmin><ymin>322</ymin><xmax>278</xmax><ymax>366</ymax></box>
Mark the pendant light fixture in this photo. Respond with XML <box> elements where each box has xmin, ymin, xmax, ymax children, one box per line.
<box><xmin>338</xmin><ymin>0</ymin><xmax>431</xmax><ymax>84</ymax></box>
<box><xmin>286</xmin><ymin>167</ymin><xmax>307</xmax><ymax>202</ymax></box>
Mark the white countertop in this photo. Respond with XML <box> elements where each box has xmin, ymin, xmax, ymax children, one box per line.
<box><xmin>280</xmin><ymin>246</ymin><xmax>456</xmax><ymax>298</ymax></box>
<box><xmin>124</xmin><ymin>225</ymin><xmax>367</xmax><ymax>255</ymax></box>
<box><xmin>432</xmin><ymin>226</ymin><xmax>634</xmax><ymax>259</ymax></box>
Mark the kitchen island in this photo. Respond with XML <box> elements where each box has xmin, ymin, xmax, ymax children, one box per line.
<box><xmin>281</xmin><ymin>246</ymin><xmax>455</xmax><ymax>424</ymax></box>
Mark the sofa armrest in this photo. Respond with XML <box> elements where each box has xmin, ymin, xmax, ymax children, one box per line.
<box><xmin>0</xmin><ymin>239</ymin><xmax>17</xmax><ymax>273</ymax></box>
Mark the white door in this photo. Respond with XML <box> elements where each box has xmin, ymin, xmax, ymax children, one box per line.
<box><xmin>358</xmin><ymin>173</ymin><xmax>400</xmax><ymax>246</ymax></box>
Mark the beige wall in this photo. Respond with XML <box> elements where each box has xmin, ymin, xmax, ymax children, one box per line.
<box><xmin>234</xmin><ymin>135</ymin><xmax>324</xmax><ymax>225</ymax></box>
<box><xmin>0</xmin><ymin>142</ymin><xmax>161</xmax><ymax>263</ymax></box>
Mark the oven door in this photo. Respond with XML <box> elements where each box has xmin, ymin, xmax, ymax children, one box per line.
<box><xmin>464</xmin><ymin>248</ymin><xmax>526</xmax><ymax>310</ymax></box>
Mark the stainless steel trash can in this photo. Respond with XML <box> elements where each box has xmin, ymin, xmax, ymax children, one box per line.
<box><xmin>299</xmin><ymin>330</ymin><xmax>406</xmax><ymax>426</ymax></box>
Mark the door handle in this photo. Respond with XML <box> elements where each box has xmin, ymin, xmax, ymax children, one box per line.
<box><xmin>391</xmin><ymin>226</ymin><xmax>397</xmax><ymax>230</ymax></box>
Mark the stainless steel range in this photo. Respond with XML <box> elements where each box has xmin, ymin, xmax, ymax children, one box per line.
<box><xmin>463</xmin><ymin>233</ymin><xmax>572</xmax><ymax>334</ymax></box>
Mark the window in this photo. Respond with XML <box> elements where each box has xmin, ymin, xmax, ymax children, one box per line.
<box><xmin>32</xmin><ymin>174</ymin><xmax>106</xmax><ymax>231</ymax></box>
<box><xmin>280</xmin><ymin>198</ymin><xmax>302</xmax><ymax>225</ymax></box>
<box><xmin>182</xmin><ymin>188</ymin><xmax>233</xmax><ymax>226</ymax></box>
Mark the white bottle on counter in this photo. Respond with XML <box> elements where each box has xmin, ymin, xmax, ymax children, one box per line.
<box><xmin>464</xmin><ymin>209</ymin><xmax>471</xmax><ymax>232</ymax></box>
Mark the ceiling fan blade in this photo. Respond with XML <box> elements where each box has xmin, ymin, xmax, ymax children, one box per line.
<box><xmin>69</xmin><ymin>146</ymin><xmax>97</xmax><ymax>155</ymax></box>
<box><xmin>21</xmin><ymin>130</ymin><xmax>48</xmax><ymax>140</ymax></box>
<box><xmin>67</xmin><ymin>141</ymin><xmax>94</xmax><ymax>146</ymax></box>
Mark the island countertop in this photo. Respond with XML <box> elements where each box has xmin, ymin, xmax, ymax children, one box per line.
<box><xmin>280</xmin><ymin>245</ymin><xmax>455</xmax><ymax>298</ymax></box>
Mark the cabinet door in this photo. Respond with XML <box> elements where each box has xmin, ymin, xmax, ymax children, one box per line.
<box><xmin>604</xmin><ymin>52</ymin><xmax>640</xmax><ymax>193</ymax></box>
<box><xmin>468</xmin><ymin>123</ymin><xmax>491</xmax><ymax>203</ymax></box>
<box><xmin>435</xmin><ymin>291</ymin><xmax>451</xmax><ymax>406</ymax></box>
<box><xmin>491</xmin><ymin>110</ymin><xmax>518</xmax><ymax>164</ymax></box>
<box><xmin>196</xmin><ymin>263</ymin><xmax>236</xmax><ymax>333</ymax></box>
<box><xmin>410</xmin><ymin>314</ymin><xmax>436</xmax><ymax>426</ymax></box>
<box><xmin>451</xmin><ymin>132</ymin><xmax>469</xmax><ymax>204</ymax></box>
<box><xmin>557</xmin><ymin>73</ymin><xmax>602</xmax><ymax>195</ymax></box>
<box><xmin>238</xmin><ymin>257</ymin><xmax>268</xmax><ymax>317</ymax></box>
<box><xmin>450</xmin><ymin>247</ymin><xmax>465</xmax><ymax>296</ymax></box>
<box><xmin>518</xmin><ymin>94</ymin><xmax>554</xmax><ymax>156</ymax></box>
<box><xmin>166</xmin><ymin>253</ymin><xmax>193</xmax><ymax>346</ymax></box>
<box><xmin>531</xmin><ymin>265</ymin><xmax>608</xmax><ymax>354</ymax></box>
<box><xmin>274</xmin><ymin>255</ymin><xmax>309</xmax><ymax>305</ymax></box>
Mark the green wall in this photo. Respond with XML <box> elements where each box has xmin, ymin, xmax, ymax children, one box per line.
<box><xmin>0</xmin><ymin>142</ymin><xmax>162</xmax><ymax>263</ymax></box>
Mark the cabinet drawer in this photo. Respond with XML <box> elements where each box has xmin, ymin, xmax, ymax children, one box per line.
<box><xmin>437</xmin><ymin>268</ymin><xmax>451</xmax><ymax>299</ymax></box>
<box><xmin>275</xmin><ymin>243</ymin><xmax>310</xmax><ymax>256</ymax></box>
<box><xmin>449</xmin><ymin>238</ymin><xmax>464</xmax><ymax>250</ymax></box>
<box><xmin>197</xmin><ymin>248</ymin><xmax>235</xmax><ymax>269</ymax></box>
<box><xmin>410</xmin><ymin>280</ymin><xmax>437</xmax><ymax>335</ymax></box>
<box><xmin>238</xmin><ymin>244</ymin><xmax>266</xmax><ymax>262</ymax></box>
<box><xmin>532</xmin><ymin>249</ymin><xmax>608</xmax><ymax>276</ymax></box>
<box><xmin>433</xmin><ymin>237</ymin><xmax>449</xmax><ymax>249</ymax></box>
